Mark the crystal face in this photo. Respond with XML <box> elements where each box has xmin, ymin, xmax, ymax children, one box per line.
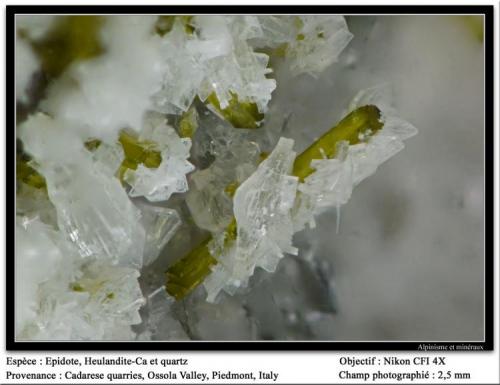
<box><xmin>16</xmin><ymin>14</ymin><xmax>485</xmax><ymax>342</ymax></box>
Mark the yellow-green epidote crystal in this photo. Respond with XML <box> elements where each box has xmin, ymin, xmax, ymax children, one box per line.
<box><xmin>164</xmin><ymin>237</ymin><xmax>217</xmax><ymax>300</ymax></box>
<box><xmin>207</xmin><ymin>92</ymin><xmax>264</xmax><ymax>129</ymax></box>
<box><xmin>178</xmin><ymin>107</ymin><xmax>199</xmax><ymax>138</ymax></box>
<box><xmin>84</xmin><ymin>132</ymin><xmax>163</xmax><ymax>182</ymax></box>
<box><xmin>16</xmin><ymin>152</ymin><xmax>46</xmax><ymax>190</ymax></box>
<box><xmin>17</xmin><ymin>129</ymin><xmax>165</xmax><ymax>191</ymax></box>
<box><xmin>293</xmin><ymin>105</ymin><xmax>383</xmax><ymax>182</ymax></box>
<box><xmin>118</xmin><ymin>131</ymin><xmax>162</xmax><ymax>181</ymax></box>
<box><xmin>165</xmin><ymin>105</ymin><xmax>383</xmax><ymax>300</ymax></box>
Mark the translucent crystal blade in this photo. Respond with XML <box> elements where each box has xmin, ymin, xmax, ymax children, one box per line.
<box><xmin>204</xmin><ymin>138</ymin><xmax>299</xmax><ymax>302</ymax></box>
<box><xmin>19</xmin><ymin>114</ymin><xmax>146</xmax><ymax>268</ymax></box>
<box><xmin>138</xmin><ymin>202</ymin><xmax>182</xmax><ymax>266</ymax></box>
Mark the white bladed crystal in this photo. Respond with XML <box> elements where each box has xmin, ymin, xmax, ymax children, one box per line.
<box><xmin>251</xmin><ymin>16</ymin><xmax>297</xmax><ymax>48</ymax></box>
<box><xmin>31</xmin><ymin>263</ymin><xmax>143</xmax><ymax>340</ymax></box>
<box><xmin>253</xmin><ymin>16</ymin><xmax>353</xmax><ymax>77</ymax></box>
<box><xmin>152</xmin><ymin>20</ymin><xmax>205</xmax><ymax>115</ymax></box>
<box><xmin>199</xmin><ymin>40</ymin><xmax>275</xmax><ymax>112</ymax></box>
<box><xmin>16</xmin><ymin>216</ymin><xmax>144</xmax><ymax>341</ymax></box>
<box><xmin>91</xmin><ymin>141</ymin><xmax>124</xmax><ymax>177</ymax></box>
<box><xmin>123</xmin><ymin>113</ymin><xmax>195</xmax><ymax>202</ymax></box>
<box><xmin>229</xmin><ymin>16</ymin><xmax>263</xmax><ymax>41</ymax></box>
<box><xmin>19</xmin><ymin>113</ymin><xmax>146</xmax><ymax>268</ymax></box>
<box><xmin>204</xmin><ymin>138</ymin><xmax>299</xmax><ymax>302</ymax></box>
<box><xmin>287</xmin><ymin>16</ymin><xmax>353</xmax><ymax>77</ymax></box>
<box><xmin>74</xmin><ymin>262</ymin><xmax>145</xmax><ymax>327</ymax></box>
<box><xmin>153</xmin><ymin>16</ymin><xmax>276</xmax><ymax>115</ymax></box>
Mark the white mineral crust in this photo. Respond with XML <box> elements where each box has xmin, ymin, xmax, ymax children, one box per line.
<box><xmin>41</xmin><ymin>16</ymin><xmax>164</xmax><ymax>142</ymax></box>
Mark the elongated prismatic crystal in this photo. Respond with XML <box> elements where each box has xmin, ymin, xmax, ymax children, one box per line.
<box><xmin>165</xmin><ymin>104</ymin><xmax>383</xmax><ymax>300</ymax></box>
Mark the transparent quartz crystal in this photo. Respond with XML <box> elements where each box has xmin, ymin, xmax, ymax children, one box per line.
<box><xmin>137</xmin><ymin>202</ymin><xmax>182</xmax><ymax>266</ymax></box>
<box><xmin>186</xmin><ymin>104</ymin><xmax>260</xmax><ymax>232</ymax></box>
<box><xmin>136</xmin><ymin>289</ymin><xmax>189</xmax><ymax>341</ymax></box>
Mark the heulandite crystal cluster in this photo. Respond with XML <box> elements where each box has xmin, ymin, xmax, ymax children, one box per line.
<box><xmin>15</xmin><ymin>15</ymin><xmax>417</xmax><ymax>340</ymax></box>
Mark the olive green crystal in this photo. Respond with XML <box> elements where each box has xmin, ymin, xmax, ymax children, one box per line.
<box><xmin>207</xmin><ymin>92</ymin><xmax>264</xmax><ymax>129</ymax></box>
<box><xmin>16</xmin><ymin>152</ymin><xmax>46</xmax><ymax>190</ymax></box>
<box><xmin>165</xmin><ymin>218</ymin><xmax>237</xmax><ymax>300</ymax></box>
<box><xmin>155</xmin><ymin>16</ymin><xmax>195</xmax><ymax>36</ymax></box>
<box><xmin>224</xmin><ymin>181</ymin><xmax>240</xmax><ymax>198</ymax></box>
<box><xmin>178</xmin><ymin>107</ymin><xmax>199</xmax><ymax>138</ymax></box>
<box><xmin>293</xmin><ymin>105</ymin><xmax>383</xmax><ymax>182</ymax></box>
<box><xmin>165</xmin><ymin>237</ymin><xmax>217</xmax><ymax>300</ymax></box>
<box><xmin>84</xmin><ymin>138</ymin><xmax>102</xmax><ymax>152</ymax></box>
<box><xmin>165</xmin><ymin>105</ymin><xmax>383</xmax><ymax>300</ymax></box>
<box><xmin>118</xmin><ymin>131</ymin><xmax>162</xmax><ymax>181</ymax></box>
<box><xmin>70</xmin><ymin>283</ymin><xmax>85</xmax><ymax>292</ymax></box>
<box><xmin>85</xmin><ymin>133</ymin><xmax>162</xmax><ymax>182</ymax></box>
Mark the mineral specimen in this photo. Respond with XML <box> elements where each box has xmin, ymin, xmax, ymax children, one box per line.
<box><xmin>15</xmin><ymin>15</ymin><xmax>418</xmax><ymax>341</ymax></box>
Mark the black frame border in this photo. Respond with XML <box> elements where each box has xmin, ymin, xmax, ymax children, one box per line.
<box><xmin>6</xmin><ymin>5</ymin><xmax>494</xmax><ymax>351</ymax></box>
